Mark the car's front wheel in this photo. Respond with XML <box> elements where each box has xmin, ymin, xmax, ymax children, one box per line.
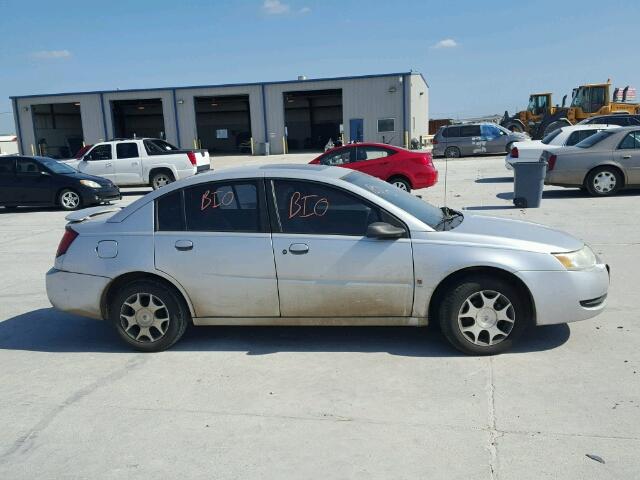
<box><xmin>58</xmin><ymin>189</ymin><xmax>82</xmax><ymax>211</ymax></box>
<box><xmin>585</xmin><ymin>167</ymin><xmax>622</xmax><ymax>196</ymax></box>
<box><xmin>438</xmin><ymin>275</ymin><xmax>531</xmax><ymax>355</ymax></box>
<box><xmin>109</xmin><ymin>280</ymin><xmax>189</xmax><ymax>352</ymax></box>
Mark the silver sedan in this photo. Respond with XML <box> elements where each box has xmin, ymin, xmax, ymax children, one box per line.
<box><xmin>543</xmin><ymin>126</ymin><xmax>640</xmax><ymax>196</ymax></box>
<box><xmin>46</xmin><ymin>165</ymin><xmax>610</xmax><ymax>355</ymax></box>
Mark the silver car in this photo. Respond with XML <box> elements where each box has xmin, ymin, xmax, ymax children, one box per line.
<box><xmin>433</xmin><ymin>123</ymin><xmax>529</xmax><ymax>158</ymax></box>
<box><xmin>543</xmin><ymin>126</ymin><xmax>640</xmax><ymax>196</ymax></box>
<box><xmin>46</xmin><ymin>165</ymin><xmax>609</xmax><ymax>355</ymax></box>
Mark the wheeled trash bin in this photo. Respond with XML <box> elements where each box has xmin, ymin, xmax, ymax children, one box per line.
<box><xmin>513</xmin><ymin>160</ymin><xmax>547</xmax><ymax>208</ymax></box>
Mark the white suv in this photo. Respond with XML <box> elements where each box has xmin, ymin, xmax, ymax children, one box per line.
<box><xmin>65</xmin><ymin>138</ymin><xmax>210</xmax><ymax>189</ymax></box>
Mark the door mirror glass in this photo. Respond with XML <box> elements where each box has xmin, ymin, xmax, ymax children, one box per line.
<box><xmin>366</xmin><ymin>222</ymin><xmax>406</xmax><ymax>239</ymax></box>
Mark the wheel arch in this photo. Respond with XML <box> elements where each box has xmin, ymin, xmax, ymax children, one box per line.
<box><xmin>584</xmin><ymin>163</ymin><xmax>627</xmax><ymax>188</ymax></box>
<box><xmin>427</xmin><ymin>266</ymin><xmax>536</xmax><ymax>325</ymax></box>
<box><xmin>101</xmin><ymin>270</ymin><xmax>195</xmax><ymax>321</ymax></box>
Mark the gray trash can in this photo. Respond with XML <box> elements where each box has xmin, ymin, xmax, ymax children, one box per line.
<box><xmin>513</xmin><ymin>160</ymin><xmax>547</xmax><ymax>208</ymax></box>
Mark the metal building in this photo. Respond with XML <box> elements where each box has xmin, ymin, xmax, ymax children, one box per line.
<box><xmin>10</xmin><ymin>72</ymin><xmax>429</xmax><ymax>157</ymax></box>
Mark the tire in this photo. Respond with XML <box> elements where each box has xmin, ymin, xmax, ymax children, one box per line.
<box><xmin>389</xmin><ymin>176</ymin><xmax>411</xmax><ymax>192</ymax></box>
<box><xmin>585</xmin><ymin>166</ymin><xmax>622</xmax><ymax>196</ymax></box>
<box><xmin>151</xmin><ymin>170</ymin><xmax>175</xmax><ymax>190</ymax></box>
<box><xmin>109</xmin><ymin>280</ymin><xmax>190</xmax><ymax>352</ymax></box>
<box><xmin>437</xmin><ymin>274</ymin><xmax>531</xmax><ymax>355</ymax></box>
<box><xmin>543</xmin><ymin>120</ymin><xmax>571</xmax><ymax>138</ymax></box>
<box><xmin>58</xmin><ymin>189</ymin><xmax>82</xmax><ymax>211</ymax></box>
<box><xmin>444</xmin><ymin>146</ymin><xmax>461</xmax><ymax>158</ymax></box>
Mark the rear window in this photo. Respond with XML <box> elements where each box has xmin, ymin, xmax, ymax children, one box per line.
<box><xmin>541</xmin><ymin>129</ymin><xmax>562</xmax><ymax>144</ymax></box>
<box><xmin>444</xmin><ymin>126</ymin><xmax>460</xmax><ymax>137</ymax></box>
<box><xmin>145</xmin><ymin>139</ymin><xmax>180</xmax><ymax>155</ymax></box>
<box><xmin>156</xmin><ymin>190</ymin><xmax>185</xmax><ymax>231</ymax></box>
<box><xmin>184</xmin><ymin>181</ymin><xmax>260</xmax><ymax>232</ymax></box>
<box><xmin>576</xmin><ymin>130</ymin><xmax>616</xmax><ymax>148</ymax></box>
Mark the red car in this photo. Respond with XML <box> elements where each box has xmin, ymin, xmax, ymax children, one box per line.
<box><xmin>309</xmin><ymin>142</ymin><xmax>438</xmax><ymax>192</ymax></box>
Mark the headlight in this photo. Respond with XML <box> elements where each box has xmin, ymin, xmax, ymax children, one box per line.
<box><xmin>552</xmin><ymin>245</ymin><xmax>597</xmax><ymax>270</ymax></box>
<box><xmin>80</xmin><ymin>179</ymin><xmax>101</xmax><ymax>189</ymax></box>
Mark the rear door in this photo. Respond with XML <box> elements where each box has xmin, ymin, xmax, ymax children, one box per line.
<box><xmin>615</xmin><ymin>130</ymin><xmax>640</xmax><ymax>184</ymax></box>
<box><xmin>349</xmin><ymin>145</ymin><xmax>396</xmax><ymax>179</ymax></box>
<box><xmin>0</xmin><ymin>157</ymin><xmax>16</xmax><ymax>203</ymax></box>
<box><xmin>153</xmin><ymin>179</ymin><xmax>280</xmax><ymax>318</ymax></box>
<box><xmin>115</xmin><ymin>142</ymin><xmax>143</xmax><ymax>185</ymax></box>
<box><xmin>77</xmin><ymin>144</ymin><xmax>116</xmax><ymax>181</ymax></box>
<box><xmin>460</xmin><ymin>125</ymin><xmax>483</xmax><ymax>155</ymax></box>
<box><xmin>15</xmin><ymin>157</ymin><xmax>53</xmax><ymax>204</ymax></box>
<box><xmin>268</xmin><ymin>178</ymin><xmax>414</xmax><ymax>318</ymax></box>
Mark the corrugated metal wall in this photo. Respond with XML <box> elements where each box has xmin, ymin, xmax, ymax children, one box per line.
<box><xmin>12</xmin><ymin>73</ymin><xmax>428</xmax><ymax>156</ymax></box>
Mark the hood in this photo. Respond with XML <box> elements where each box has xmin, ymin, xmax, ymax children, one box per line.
<box><xmin>441</xmin><ymin>214</ymin><xmax>583</xmax><ymax>254</ymax></box>
<box><xmin>64</xmin><ymin>169</ymin><xmax>115</xmax><ymax>186</ymax></box>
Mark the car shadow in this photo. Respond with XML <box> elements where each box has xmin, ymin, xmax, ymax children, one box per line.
<box><xmin>464</xmin><ymin>205</ymin><xmax>517</xmax><ymax>211</ymax></box>
<box><xmin>496</xmin><ymin>188</ymin><xmax>640</xmax><ymax>201</ymax></box>
<box><xmin>0</xmin><ymin>308</ymin><xmax>571</xmax><ymax>357</ymax></box>
<box><xmin>0</xmin><ymin>206</ymin><xmax>60</xmax><ymax>214</ymax></box>
<box><xmin>475</xmin><ymin>177</ymin><xmax>513</xmax><ymax>184</ymax></box>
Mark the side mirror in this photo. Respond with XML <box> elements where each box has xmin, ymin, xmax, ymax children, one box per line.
<box><xmin>366</xmin><ymin>222</ymin><xmax>406</xmax><ymax>239</ymax></box>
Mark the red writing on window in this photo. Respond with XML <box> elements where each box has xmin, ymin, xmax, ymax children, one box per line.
<box><xmin>289</xmin><ymin>192</ymin><xmax>329</xmax><ymax>219</ymax></box>
<box><xmin>201</xmin><ymin>189</ymin><xmax>234</xmax><ymax>211</ymax></box>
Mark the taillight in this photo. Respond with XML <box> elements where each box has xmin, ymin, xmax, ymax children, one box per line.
<box><xmin>56</xmin><ymin>227</ymin><xmax>78</xmax><ymax>257</ymax></box>
<box><xmin>432</xmin><ymin>137</ymin><xmax>439</xmax><ymax>145</ymax></box>
<box><xmin>547</xmin><ymin>154</ymin><xmax>557</xmax><ymax>171</ymax></box>
<box><xmin>423</xmin><ymin>153</ymin><xmax>434</xmax><ymax>166</ymax></box>
<box><xmin>510</xmin><ymin>147</ymin><xmax>519</xmax><ymax>158</ymax></box>
<box><xmin>187</xmin><ymin>151</ymin><xmax>197</xmax><ymax>166</ymax></box>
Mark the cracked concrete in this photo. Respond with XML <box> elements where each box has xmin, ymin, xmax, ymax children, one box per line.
<box><xmin>0</xmin><ymin>154</ymin><xmax>638</xmax><ymax>479</ymax></box>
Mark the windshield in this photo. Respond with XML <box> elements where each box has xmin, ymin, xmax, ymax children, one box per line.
<box><xmin>541</xmin><ymin>129</ymin><xmax>562</xmax><ymax>144</ymax></box>
<box><xmin>496</xmin><ymin>125</ymin><xmax>511</xmax><ymax>135</ymax></box>
<box><xmin>575</xmin><ymin>130</ymin><xmax>615</xmax><ymax>148</ymax></box>
<box><xmin>342</xmin><ymin>171</ymin><xmax>445</xmax><ymax>228</ymax></box>
<box><xmin>38</xmin><ymin>158</ymin><xmax>77</xmax><ymax>174</ymax></box>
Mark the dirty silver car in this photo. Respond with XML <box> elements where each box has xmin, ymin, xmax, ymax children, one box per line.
<box><xmin>433</xmin><ymin>123</ymin><xmax>529</xmax><ymax>158</ymax></box>
<box><xmin>46</xmin><ymin>165</ymin><xmax>609</xmax><ymax>355</ymax></box>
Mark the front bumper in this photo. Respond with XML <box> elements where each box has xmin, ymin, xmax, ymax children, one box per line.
<box><xmin>80</xmin><ymin>186</ymin><xmax>121</xmax><ymax>205</ymax></box>
<box><xmin>46</xmin><ymin>268</ymin><xmax>110</xmax><ymax>320</ymax></box>
<box><xmin>517</xmin><ymin>263</ymin><xmax>610</xmax><ymax>326</ymax></box>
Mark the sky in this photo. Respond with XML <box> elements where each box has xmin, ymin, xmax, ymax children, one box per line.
<box><xmin>1</xmin><ymin>0</ymin><xmax>639</xmax><ymax>133</ymax></box>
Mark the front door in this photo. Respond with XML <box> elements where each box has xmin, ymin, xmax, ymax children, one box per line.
<box><xmin>350</xmin><ymin>118</ymin><xmax>364</xmax><ymax>143</ymax></box>
<box><xmin>114</xmin><ymin>141</ymin><xmax>142</xmax><ymax>185</ymax></box>
<box><xmin>268</xmin><ymin>179</ymin><xmax>414</xmax><ymax>318</ymax></box>
<box><xmin>616</xmin><ymin>130</ymin><xmax>640</xmax><ymax>184</ymax></box>
<box><xmin>77</xmin><ymin>144</ymin><xmax>116</xmax><ymax>181</ymax></box>
<box><xmin>482</xmin><ymin>124</ymin><xmax>508</xmax><ymax>154</ymax></box>
<box><xmin>154</xmin><ymin>180</ymin><xmax>280</xmax><ymax>318</ymax></box>
<box><xmin>15</xmin><ymin>157</ymin><xmax>52</xmax><ymax>204</ymax></box>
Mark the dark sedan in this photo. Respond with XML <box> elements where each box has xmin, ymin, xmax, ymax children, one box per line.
<box><xmin>0</xmin><ymin>155</ymin><xmax>121</xmax><ymax>211</ymax></box>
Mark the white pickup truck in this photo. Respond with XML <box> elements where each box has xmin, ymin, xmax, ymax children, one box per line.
<box><xmin>64</xmin><ymin>138</ymin><xmax>210</xmax><ymax>189</ymax></box>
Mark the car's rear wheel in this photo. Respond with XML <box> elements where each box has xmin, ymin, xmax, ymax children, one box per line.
<box><xmin>585</xmin><ymin>167</ymin><xmax>622</xmax><ymax>196</ymax></box>
<box><xmin>388</xmin><ymin>176</ymin><xmax>411</xmax><ymax>192</ymax></box>
<box><xmin>438</xmin><ymin>275</ymin><xmax>531</xmax><ymax>355</ymax></box>
<box><xmin>58</xmin><ymin>189</ymin><xmax>82</xmax><ymax>211</ymax></box>
<box><xmin>444</xmin><ymin>146</ymin><xmax>461</xmax><ymax>158</ymax></box>
<box><xmin>151</xmin><ymin>170</ymin><xmax>175</xmax><ymax>190</ymax></box>
<box><xmin>109</xmin><ymin>280</ymin><xmax>189</xmax><ymax>352</ymax></box>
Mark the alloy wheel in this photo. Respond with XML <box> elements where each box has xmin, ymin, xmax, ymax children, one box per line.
<box><xmin>457</xmin><ymin>290</ymin><xmax>515</xmax><ymax>346</ymax></box>
<box><xmin>61</xmin><ymin>191</ymin><xmax>80</xmax><ymax>209</ymax></box>
<box><xmin>153</xmin><ymin>174</ymin><xmax>172</xmax><ymax>189</ymax></box>
<box><xmin>120</xmin><ymin>293</ymin><xmax>170</xmax><ymax>343</ymax></box>
<box><xmin>393</xmin><ymin>180</ymin><xmax>409</xmax><ymax>191</ymax></box>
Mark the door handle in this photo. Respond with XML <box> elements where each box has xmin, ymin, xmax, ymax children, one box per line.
<box><xmin>288</xmin><ymin>243</ymin><xmax>309</xmax><ymax>255</ymax></box>
<box><xmin>622</xmin><ymin>155</ymin><xmax>631</xmax><ymax>159</ymax></box>
<box><xmin>106</xmin><ymin>163</ymin><xmax>112</xmax><ymax>167</ymax></box>
<box><xmin>174</xmin><ymin>240</ymin><xmax>193</xmax><ymax>251</ymax></box>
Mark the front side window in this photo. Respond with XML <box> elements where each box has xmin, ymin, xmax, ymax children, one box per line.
<box><xmin>86</xmin><ymin>144</ymin><xmax>112</xmax><ymax>160</ymax></box>
<box><xmin>377</xmin><ymin>118</ymin><xmax>395</xmax><ymax>133</ymax></box>
<box><xmin>481</xmin><ymin>124</ymin><xmax>501</xmax><ymax>139</ymax></box>
<box><xmin>184</xmin><ymin>181</ymin><xmax>260</xmax><ymax>232</ymax></box>
<box><xmin>618</xmin><ymin>131</ymin><xmax>640</xmax><ymax>150</ymax></box>
<box><xmin>319</xmin><ymin>148</ymin><xmax>352</xmax><ymax>166</ymax></box>
<box><xmin>16</xmin><ymin>158</ymin><xmax>42</xmax><ymax>175</ymax></box>
<box><xmin>270</xmin><ymin>179</ymin><xmax>392</xmax><ymax>236</ymax></box>
<box><xmin>116</xmin><ymin>143</ymin><xmax>139</xmax><ymax>159</ymax></box>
